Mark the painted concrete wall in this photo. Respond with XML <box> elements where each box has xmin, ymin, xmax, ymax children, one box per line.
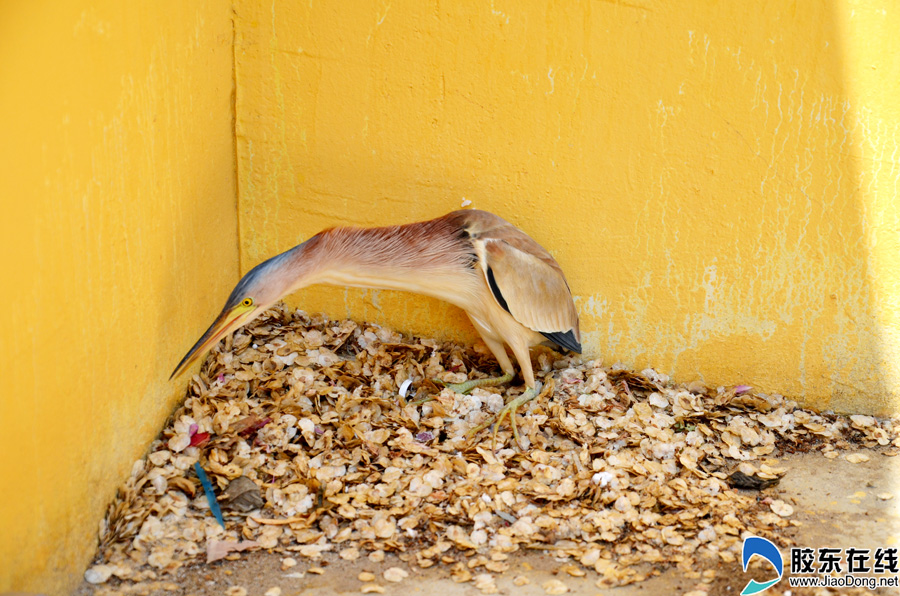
<box><xmin>0</xmin><ymin>2</ymin><xmax>237</xmax><ymax>593</ymax></box>
<box><xmin>234</xmin><ymin>0</ymin><xmax>900</xmax><ymax>415</ymax></box>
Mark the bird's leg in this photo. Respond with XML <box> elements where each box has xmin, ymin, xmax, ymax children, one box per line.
<box><xmin>434</xmin><ymin>371</ymin><xmax>514</xmax><ymax>395</ymax></box>
<box><xmin>467</xmin><ymin>381</ymin><xmax>542</xmax><ymax>449</ymax></box>
<box><xmin>465</xmin><ymin>338</ymin><xmax>546</xmax><ymax>450</ymax></box>
<box><xmin>429</xmin><ymin>329</ymin><xmax>527</xmax><ymax>398</ymax></box>
<box><xmin>472</xmin><ymin>378</ymin><xmax>554</xmax><ymax>451</ymax></box>
<box><xmin>492</xmin><ymin>382</ymin><xmax>542</xmax><ymax>449</ymax></box>
<box><xmin>410</xmin><ymin>372</ymin><xmax>514</xmax><ymax>406</ymax></box>
<box><xmin>433</xmin><ymin>333</ymin><xmax>516</xmax><ymax>396</ymax></box>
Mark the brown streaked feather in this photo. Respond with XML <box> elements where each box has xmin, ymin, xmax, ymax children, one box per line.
<box><xmin>482</xmin><ymin>239</ymin><xmax>580</xmax><ymax>340</ymax></box>
<box><xmin>301</xmin><ymin>214</ymin><xmax>487</xmax><ymax>312</ymax></box>
<box><xmin>316</xmin><ymin>216</ymin><xmax>476</xmax><ymax>273</ymax></box>
<box><xmin>448</xmin><ymin>210</ymin><xmax>581</xmax><ymax>350</ymax></box>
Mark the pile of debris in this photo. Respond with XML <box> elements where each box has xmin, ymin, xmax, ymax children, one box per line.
<box><xmin>84</xmin><ymin>303</ymin><xmax>899</xmax><ymax>592</ymax></box>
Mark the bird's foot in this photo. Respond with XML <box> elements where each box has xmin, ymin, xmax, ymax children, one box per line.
<box><xmin>468</xmin><ymin>379</ymin><xmax>552</xmax><ymax>451</ymax></box>
<box><xmin>433</xmin><ymin>371</ymin><xmax>514</xmax><ymax>395</ymax></box>
<box><xmin>409</xmin><ymin>394</ymin><xmax>434</xmax><ymax>407</ymax></box>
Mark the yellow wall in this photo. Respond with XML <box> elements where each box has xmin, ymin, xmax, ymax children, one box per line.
<box><xmin>0</xmin><ymin>2</ymin><xmax>237</xmax><ymax>593</ymax></box>
<box><xmin>234</xmin><ymin>0</ymin><xmax>900</xmax><ymax>416</ymax></box>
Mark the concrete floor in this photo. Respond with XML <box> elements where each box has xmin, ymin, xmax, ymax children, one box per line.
<box><xmin>73</xmin><ymin>450</ymin><xmax>900</xmax><ymax>596</ymax></box>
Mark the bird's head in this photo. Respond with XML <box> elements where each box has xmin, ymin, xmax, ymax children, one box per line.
<box><xmin>170</xmin><ymin>250</ymin><xmax>298</xmax><ymax>379</ymax></box>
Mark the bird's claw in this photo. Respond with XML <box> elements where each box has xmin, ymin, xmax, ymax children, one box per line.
<box><xmin>433</xmin><ymin>371</ymin><xmax>514</xmax><ymax>396</ymax></box>
<box><xmin>409</xmin><ymin>394</ymin><xmax>435</xmax><ymax>407</ymax></box>
<box><xmin>467</xmin><ymin>381</ymin><xmax>547</xmax><ymax>452</ymax></box>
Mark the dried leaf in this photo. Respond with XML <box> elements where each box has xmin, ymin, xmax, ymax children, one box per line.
<box><xmin>769</xmin><ymin>500</ymin><xmax>794</xmax><ymax>517</ymax></box>
<box><xmin>220</xmin><ymin>476</ymin><xmax>264</xmax><ymax>512</ymax></box>
<box><xmin>383</xmin><ymin>567</ymin><xmax>409</xmax><ymax>583</ymax></box>
<box><xmin>542</xmin><ymin>579</ymin><xmax>569</xmax><ymax>594</ymax></box>
<box><xmin>726</xmin><ymin>471</ymin><xmax>780</xmax><ymax>490</ymax></box>
<box><xmin>206</xmin><ymin>540</ymin><xmax>258</xmax><ymax>564</ymax></box>
<box><xmin>84</xmin><ymin>565</ymin><xmax>114</xmax><ymax>584</ymax></box>
<box><xmin>845</xmin><ymin>453</ymin><xmax>870</xmax><ymax>464</ymax></box>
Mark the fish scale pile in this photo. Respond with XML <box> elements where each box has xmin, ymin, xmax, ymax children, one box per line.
<box><xmin>85</xmin><ymin>303</ymin><xmax>899</xmax><ymax>593</ymax></box>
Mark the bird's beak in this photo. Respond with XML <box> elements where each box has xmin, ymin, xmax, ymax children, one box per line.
<box><xmin>170</xmin><ymin>305</ymin><xmax>254</xmax><ymax>380</ymax></box>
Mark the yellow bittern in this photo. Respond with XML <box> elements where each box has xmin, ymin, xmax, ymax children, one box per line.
<box><xmin>172</xmin><ymin>209</ymin><xmax>580</xmax><ymax>446</ymax></box>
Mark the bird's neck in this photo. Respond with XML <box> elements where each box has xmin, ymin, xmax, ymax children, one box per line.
<box><xmin>284</xmin><ymin>219</ymin><xmax>478</xmax><ymax>307</ymax></box>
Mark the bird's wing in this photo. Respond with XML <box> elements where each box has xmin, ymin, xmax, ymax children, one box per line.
<box><xmin>479</xmin><ymin>232</ymin><xmax>581</xmax><ymax>353</ymax></box>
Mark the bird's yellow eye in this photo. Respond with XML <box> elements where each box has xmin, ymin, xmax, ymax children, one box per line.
<box><xmin>241</xmin><ymin>298</ymin><xmax>253</xmax><ymax>308</ymax></box>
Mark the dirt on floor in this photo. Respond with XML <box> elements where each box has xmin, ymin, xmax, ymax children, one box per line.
<box><xmin>72</xmin><ymin>450</ymin><xmax>900</xmax><ymax>596</ymax></box>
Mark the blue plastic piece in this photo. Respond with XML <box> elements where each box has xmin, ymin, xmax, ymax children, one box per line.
<box><xmin>194</xmin><ymin>462</ymin><xmax>225</xmax><ymax>528</ymax></box>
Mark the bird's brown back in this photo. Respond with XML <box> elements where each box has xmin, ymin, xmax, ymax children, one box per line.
<box><xmin>446</xmin><ymin>209</ymin><xmax>580</xmax><ymax>350</ymax></box>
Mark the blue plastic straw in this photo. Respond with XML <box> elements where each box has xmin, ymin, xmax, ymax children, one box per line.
<box><xmin>194</xmin><ymin>462</ymin><xmax>225</xmax><ymax>528</ymax></box>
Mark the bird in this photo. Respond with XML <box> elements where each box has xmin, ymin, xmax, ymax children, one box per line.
<box><xmin>171</xmin><ymin>209</ymin><xmax>580</xmax><ymax>447</ymax></box>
